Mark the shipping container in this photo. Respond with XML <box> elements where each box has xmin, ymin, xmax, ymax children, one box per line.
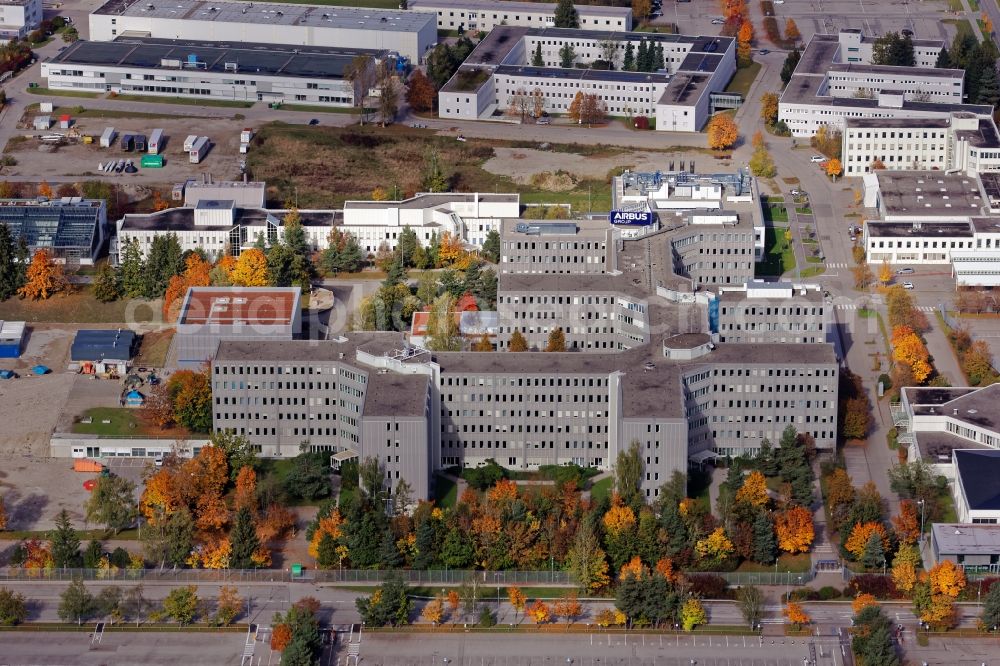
<box><xmin>239</xmin><ymin>143</ymin><xmax>249</xmax><ymax>154</ymax></box>
<box><xmin>183</xmin><ymin>134</ymin><xmax>198</xmax><ymax>151</ymax></box>
<box><xmin>73</xmin><ymin>459</ymin><xmax>104</xmax><ymax>473</ymax></box>
<box><xmin>188</xmin><ymin>136</ymin><xmax>209</xmax><ymax>163</ymax></box>
<box><xmin>134</xmin><ymin>134</ymin><xmax>147</xmax><ymax>152</ymax></box>
<box><xmin>99</xmin><ymin>127</ymin><xmax>116</xmax><ymax>148</ymax></box>
<box><xmin>141</xmin><ymin>154</ymin><xmax>163</xmax><ymax>168</ymax></box>
<box><xmin>148</xmin><ymin>128</ymin><xmax>163</xmax><ymax>154</ymax></box>
<box><xmin>120</xmin><ymin>134</ymin><xmax>134</xmax><ymax>151</ymax></box>
<box><xmin>240</xmin><ymin>127</ymin><xmax>253</xmax><ymax>143</ymax></box>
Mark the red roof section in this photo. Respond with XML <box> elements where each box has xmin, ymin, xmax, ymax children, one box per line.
<box><xmin>180</xmin><ymin>288</ymin><xmax>297</xmax><ymax>326</ymax></box>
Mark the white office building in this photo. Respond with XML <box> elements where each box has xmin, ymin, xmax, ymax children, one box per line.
<box><xmin>89</xmin><ymin>0</ymin><xmax>437</xmax><ymax>62</ymax></box>
<box><xmin>42</xmin><ymin>38</ymin><xmax>380</xmax><ymax>107</ymax></box>
<box><xmin>438</xmin><ymin>27</ymin><xmax>736</xmax><ymax>132</ymax></box>
<box><xmin>0</xmin><ymin>0</ymin><xmax>41</xmax><ymax>42</ymax></box>
<box><xmin>779</xmin><ymin>30</ymin><xmax>990</xmax><ymax>137</ymax></box>
<box><xmin>843</xmin><ymin>113</ymin><xmax>1000</xmax><ymax>177</ymax></box>
<box><xmin>409</xmin><ymin>0</ymin><xmax>632</xmax><ymax>33</ymax></box>
<box><xmin>116</xmin><ymin>189</ymin><xmax>521</xmax><ymax>259</ymax></box>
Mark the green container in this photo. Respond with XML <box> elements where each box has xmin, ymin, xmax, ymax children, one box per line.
<box><xmin>140</xmin><ymin>154</ymin><xmax>163</xmax><ymax>168</ymax></box>
<box><xmin>291</xmin><ymin>563</ymin><xmax>303</xmax><ymax>577</ymax></box>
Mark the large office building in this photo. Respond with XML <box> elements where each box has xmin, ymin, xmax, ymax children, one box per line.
<box><xmin>89</xmin><ymin>0</ymin><xmax>436</xmax><ymax>62</ymax></box>
<box><xmin>42</xmin><ymin>38</ymin><xmax>383</xmax><ymax>108</ymax></box>
<box><xmin>116</xmin><ymin>188</ymin><xmax>520</xmax><ymax>260</ymax></box>
<box><xmin>779</xmin><ymin>31</ymin><xmax>991</xmax><ymax>137</ymax></box>
<box><xmin>0</xmin><ymin>0</ymin><xmax>41</xmax><ymax>42</ymax></box>
<box><xmin>438</xmin><ymin>27</ymin><xmax>736</xmax><ymax>132</ymax></box>
<box><xmin>409</xmin><ymin>0</ymin><xmax>632</xmax><ymax>32</ymax></box>
<box><xmin>0</xmin><ymin>198</ymin><xmax>107</xmax><ymax>265</ymax></box>
<box><xmin>842</xmin><ymin>113</ymin><xmax>1000</xmax><ymax>177</ymax></box>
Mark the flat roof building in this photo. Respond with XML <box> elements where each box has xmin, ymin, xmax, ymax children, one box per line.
<box><xmin>70</xmin><ymin>329</ymin><xmax>137</xmax><ymax>375</ymax></box>
<box><xmin>439</xmin><ymin>27</ymin><xmax>736</xmax><ymax>132</ymax></box>
<box><xmin>409</xmin><ymin>0</ymin><xmax>632</xmax><ymax>33</ymax></box>
<box><xmin>953</xmin><ymin>449</ymin><xmax>1000</xmax><ymax>524</ymax></box>
<box><xmin>89</xmin><ymin>0</ymin><xmax>436</xmax><ymax>62</ymax></box>
<box><xmin>0</xmin><ymin>0</ymin><xmax>41</xmax><ymax>42</ymax></box>
<box><xmin>0</xmin><ymin>197</ymin><xmax>107</xmax><ymax>265</ymax></box>
<box><xmin>175</xmin><ymin>286</ymin><xmax>302</xmax><ymax>368</ymax></box>
<box><xmin>42</xmin><ymin>38</ymin><xmax>386</xmax><ymax>108</ymax></box>
<box><xmin>932</xmin><ymin>523</ymin><xmax>1000</xmax><ymax>571</ymax></box>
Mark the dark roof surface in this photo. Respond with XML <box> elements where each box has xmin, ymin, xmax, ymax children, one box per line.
<box><xmin>70</xmin><ymin>329</ymin><xmax>136</xmax><ymax>362</ymax></box>
<box><xmin>955</xmin><ymin>449</ymin><xmax>1000</xmax><ymax>511</ymax></box>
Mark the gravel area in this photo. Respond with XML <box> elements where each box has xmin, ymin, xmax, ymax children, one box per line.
<box><xmin>483</xmin><ymin>147</ymin><xmax>694</xmax><ymax>182</ymax></box>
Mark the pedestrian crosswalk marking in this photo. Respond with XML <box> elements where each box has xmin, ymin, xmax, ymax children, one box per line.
<box><xmin>835</xmin><ymin>304</ymin><xmax>934</xmax><ymax>312</ymax></box>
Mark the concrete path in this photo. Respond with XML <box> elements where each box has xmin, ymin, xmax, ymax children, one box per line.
<box><xmin>924</xmin><ymin>316</ymin><xmax>966</xmax><ymax>387</ymax></box>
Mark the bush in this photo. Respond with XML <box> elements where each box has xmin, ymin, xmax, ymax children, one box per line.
<box><xmin>463</xmin><ymin>459</ymin><xmax>506</xmax><ymax>490</ymax></box>
<box><xmin>847</xmin><ymin>575</ymin><xmax>899</xmax><ymax>600</ymax></box>
<box><xmin>817</xmin><ymin>586</ymin><xmax>841</xmax><ymax>601</ymax></box>
<box><xmin>478</xmin><ymin>606</ymin><xmax>495</xmax><ymax>627</ymax></box>
<box><xmin>688</xmin><ymin>574</ymin><xmax>733</xmax><ymax>600</ymax></box>
<box><xmin>878</xmin><ymin>373</ymin><xmax>892</xmax><ymax>390</ymax></box>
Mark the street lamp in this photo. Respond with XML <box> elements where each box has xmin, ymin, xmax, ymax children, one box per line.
<box><xmin>917</xmin><ymin>499</ymin><xmax>926</xmax><ymax>551</ymax></box>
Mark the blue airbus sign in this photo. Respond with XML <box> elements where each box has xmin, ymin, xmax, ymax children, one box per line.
<box><xmin>609</xmin><ymin>210</ymin><xmax>654</xmax><ymax>226</ymax></box>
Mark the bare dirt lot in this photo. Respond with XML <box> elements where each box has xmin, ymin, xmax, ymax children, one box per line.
<box><xmin>483</xmin><ymin>147</ymin><xmax>706</xmax><ymax>182</ymax></box>
<box><xmin>5</xmin><ymin>110</ymin><xmax>247</xmax><ymax>182</ymax></box>
<box><xmin>0</xmin><ymin>455</ymin><xmax>94</xmax><ymax>531</ymax></box>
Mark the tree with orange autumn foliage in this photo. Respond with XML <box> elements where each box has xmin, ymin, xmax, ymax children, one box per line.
<box><xmin>437</xmin><ymin>231</ymin><xmax>466</xmax><ymax>268</ymax></box>
<box><xmin>852</xmin><ymin>593</ymin><xmax>878</xmax><ymax>614</ymax></box>
<box><xmin>194</xmin><ymin>492</ymin><xmax>229</xmax><ymax>533</ymax></box>
<box><xmin>22</xmin><ymin>538</ymin><xmax>53</xmax><ymax>569</ymax></box>
<box><xmin>784</xmin><ymin>18</ymin><xmax>800</xmax><ymax>42</ymax></box>
<box><xmin>602</xmin><ymin>497</ymin><xmax>637</xmax><ymax>535</ymax></box>
<box><xmin>824</xmin><ymin>158</ymin><xmax>843</xmax><ymax>178</ymax></box>
<box><xmin>735</xmin><ymin>470</ymin><xmax>769</xmax><ymax>507</ymax></box>
<box><xmin>892</xmin><ymin>325</ymin><xmax>932</xmax><ymax>384</ymax></box>
<box><xmin>845</xmin><ymin>522</ymin><xmax>890</xmax><ymax>560</ymax></box>
<box><xmin>270</xmin><ymin>623</ymin><xmax>292</xmax><ymax>651</ymax></box>
<box><xmin>891</xmin><ymin>500</ymin><xmax>920</xmax><ymax>546</ymax></box>
<box><xmin>18</xmin><ymin>249</ymin><xmax>66</xmax><ymax>300</ymax></box>
<box><xmin>707</xmin><ymin>113</ymin><xmax>739</xmax><ymax>150</ymax></box>
<box><xmin>507</xmin><ymin>586</ymin><xmax>527</xmax><ymax>620</ymax></box>
<box><xmin>654</xmin><ymin>557</ymin><xmax>676</xmax><ymax>582</ymax></box>
<box><xmin>140</xmin><ymin>468</ymin><xmax>183</xmax><ymax>523</ymax></box>
<box><xmin>552</xmin><ymin>592</ymin><xmax>582</xmax><ymax>625</ymax></box>
<box><xmin>619</xmin><ymin>555</ymin><xmax>646</xmax><ymax>580</ymax></box>
<box><xmin>527</xmin><ymin>599</ymin><xmax>550</xmax><ymax>624</ymax></box>
<box><xmin>163</xmin><ymin>254</ymin><xmax>212</xmax><ymax>320</ymax></box>
<box><xmin>167</xmin><ymin>368</ymin><xmax>213</xmax><ymax>433</ymax></box>
<box><xmin>37</xmin><ymin>180</ymin><xmax>52</xmax><ymax>199</ymax></box>
<box><xmin>774</xmin><ymin>506</ymin><xmax>815</xmax><ymax>554</ymax></box>
<box><xmin>233</xmin><ymin>466</ymin><xmax>257</xmax><ymax>514</ymax></box>
<box><xmin>738</xmin><ymin>20</ymin><xmax>753</xmax><ymax>44</ymax></box>
<box><xmin>486</xmin><ymin>478</ymin><xmax>518</xmax><ymax>504</ymax></box>
<box><xmin>141</xmin><ymin>383</ymin><xmax>174</xmax><ymax>430</ymax></box>
<box><xmin>230</xmin><ymin>248</ymin><xmax>270</xmax><ymax>287</ymax></box>
<box><xmin>151</xmin><ymin>190</ymin><xmax>171</xmax><ymax>212</ymax></box>
<box><xmin>928</xmin><ymin>560</ymin><xmax>966</xmax><ymax>598</ymax></box>
<box><xmin>179</xmin><ymin>445</ymin><xmax>228</xmax><ymax>503</ymax></box>
<box><xmin>784</xmin><ymin>601</ymin><xmax>810</xmax><ymax>627</ymax></box>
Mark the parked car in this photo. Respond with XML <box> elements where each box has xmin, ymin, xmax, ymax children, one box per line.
<box><xmin>711</xmin><ymin>18</ymin><xmax>725</xmax><ymax>24</ymax></box>
<box><xmin>790</xmin><ymin>188</ymin><xmax>802</xmax><ymax>196</ymax></box>
<box><xmin>902</xmin><ymin>29</ymin><xmax>914</xmax><ymax>37</ymax></box>
<box><xmin>902</xmin><ymin>281</ymin><xmax>915</xmax><ymax>290</ymax></box>
<box><xmin>896</xmin><ymin>267</ymin><xmax>915</xmax><ymax>275</ymax></box>
<box><xmin>810</xmin><ymin>155</ymin><xmax>826</xmax><ymax>163</ymax></box>
<box><xmin>537</xmin><ymin>117</ymin><xmax>551</xmax><ymax>125</ymax></box>
<box><xmin>308</xmin><ymin>119</ymin><xmax>320</xmax><ymax>126</ymax></box>
<box><xmin>758</xmin><ymin>49</ymin><xmax>770</xmax><ymax>55</ymax></box>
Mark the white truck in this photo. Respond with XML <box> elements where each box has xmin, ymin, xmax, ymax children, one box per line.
<box><xmin>188</xmin><ymin>136</ymin><xmax>210</xmax><ymax>163</ymax></box>
<box><xmin>148</xmin><ymin>128</ymin><xmax>164</xmax><ymax>154</ymax></box>
<box><xmin>183</xmin><ymin>134</ymin><xmax>198</xmax><ymax>152</ymax></box>
<box><xmin>99</xmin><ymin>127</ymin><xmax>116</xmax><ymax>148</ymax></box>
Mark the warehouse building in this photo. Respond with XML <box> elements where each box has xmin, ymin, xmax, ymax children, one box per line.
<box><xmin>779</xmin><ymin>31</ymin><xmax>991</xmax><ymax>137</ymax></box>
<box><xmin>175</xmin><ymin>286</ymin><xmax>302</xmax><ymax>368</ymax></box>
<box><xmin>42</xmin><ymin>38</ymin><xmax>385</xmax><ymax>107</ymax></box>
<box><xmin>931</xmin><ymin>523</ymin><xmax>1000</xmax><ymax>571</ymax></box>
<box><xmin>0</xmin><ymin>0</ymin><xmax>42</xmax><ymax>42</ymax></box>
<box><xmin>89</xmin><ymin>0</ymin><xmax>436</xmax><ymax>62</ymax></box>
<box><xmin>438</xmin><ymin>27</ymin><xmax>736</xmax><ymax>132</ymax></box>
<box><xmin>70</xmin><ymin>329</ymin><xmax>137</xmax><ymax>375</ymax></box>
<box><xmin>842</xmin><ymin>113</ymin><xmax>1000</xmax><ymax>177</ymax></box>
<box><xmin>117</xmin><ymin>189</ymin><xmax>520</xmax><ymax>259</ymax></box>
<box><xmin>410</xmin><ymin>0</ymin><xmax>632</xmax><ymax>33</ymax></box>
<box><xmin>0</xmin><ymin>198</ymin><xmax>107</xmax><ymax>265</ymax></box>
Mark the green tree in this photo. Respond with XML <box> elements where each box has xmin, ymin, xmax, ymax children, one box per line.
<box><xmin>398</xmin><ymin>226</ymin><xmax>418</xmax><ymax>267</ymax></box>
<box><xmin>319</xmin><ymin>229</ymin><xmax>365</xmax><ymax>275</ymax></box>
<box><xmin>316</xmin><ymin>532</ymin><xmax>340</xmax><ymax>568</ymax></box>
<box><xmin>440</xmin><ymin>526</ymin><xmax>475</xmax><ymax>568</ymax></box>
<box><xmin>84</xmin><ymin>475</ymin><xmax>137</xmax><ymax>534</ymax></box>
<box><xmin>143</xmin><ymin>233</ymin><xmax>183</xmax><ymax>298</ymax></box>
<box><xmin>737</xmin><ymin>585</ymin><xmax>764</xmax><ymax>629</ymax></box>
<box><xmin>412</xmin><ymin>520</ymin><xmax>438</xmax><ymax>569</ymax></box>
<box><xmin>50</xmin><ymin>508</ymin><xmax>81</xmax><ymax>568</ymax></box>
<box><xmin>284</xmin><ymin>452</ymin><xmax>331</xmax><ymax>501</ymax></box>
<box><xmin>95</xmin><ymin>586</ymin><xmax>123</xmax><ymax>619</ymax></box>
<box><xmin>636</xmin><ymin>40</ymin><xmax>648</xmax><ymax>72</ymax></box>
<box><xmin>118</xmin><ymin>238</ymin><xmax>145</xmax><ymax>298</ymax></box>
<box><xmin>614</xmin><ymin>440</ymin><xmax>644</xmax><ymax>510</ymax></box>
<box><xmin>92</xmin><ymin>262</ymin><xmax>120</xmax><ymax>303</ymax></box>
<box><xmin>862</xmin><ymin>531</ymin><xmax>886</xmax><ymax>570</ymax></box>
<box><xmin>981</xmin><ymin>580</ymin><xmax>1000</xmax><ymax>629</ymax></box>
<box><xmin>82</xmin><ymin>539</ymin><xmax>103</xmax><ymax>568</ymax></box>
<box><xmin>481</xmin><ymin>229</ymin><xmax>500</xmax><ymax>263</ymax></box>
<box><xmin>780</xmin><ymin>49</ymin><xmax>801</xmax><ymax>87</ymax></box>
<box><xmin>653</xmin><ymin>44</ymin><xmax>664</xmax><ymax>71</ymax></box>
<box><xmin>121</xmin><ymin>585</ymin><xmax>148</xmax><ymax>626</ymax></box>
<box><xmin>141</xmin><ymin>506</ymin><xmax>195</xmax><ymax>569</ymax></box>
<box><xmin>851</xmin><ymin>605</ymin><xmax>899</xmax><ymax>666</ymax></box>
<box><xmin>559</xmin><ymin>43</ymin><xmax>576</xmax><ymax>68</ymax></box>
<box><xmin>426</xmin><ymin>293</ymin><xmax>461</xmax><ymax>351</ymax></box>
<box><xmin>623</xmin><ymin>41</ymin><xmax>635</xmax><ymax>71</ymax></box>
<box><xmin>163</xmin><ymin>585</ymin><xmax>199</xmax><ymax>625</ymax></box>
<box><xmin>58</xmin><ymin>579</ymin><xmax>94</xmax><ymax>624</ymax></box>
<box><xmin>532</xmin><ymin>42</ymin><xmax>544</xmax><ymax>66</ymax></box>
<box><xmin>276</xmin><ymin>601</ymin><xmax>322</xmax><ymax>666</ymax></box>
<box><xmin>750</xmin><ymin>511</ymin><xmax>777</xmax><ymax>564</ymax></box>
<box><xmin>0</xmin><ymin>223</ymin><xmax>26</xmax><ymax>300</ymax></box>
<box><xmin>355</xmin><ymin>573</ymin><xmax>412</xmax><ymax>626</ymax></box>
<box><xmin>0</xmin><ymin>587</ymin><xmax>27</xmax><ymax>626</ymax></box>
<box><xmin>347</xmin><ymin>511</ymin><xmax>385</xmax><ymax>568</ymax></box>
<box><xmin>935</xmin><ymin>47</ymin><xmax>952</xmax><ymax>68</ymax></box>
<box><xmin>553</xmin><ymin>0</ymin><xmax>578</xmax><ymax>28</ymax></box>
<box><xmin>210</xmin><ymin>430</ymin><xmax>258</xmax><ymax>481</ymax></box>
<box><xmin>229</xmin><ymin>507</ymin><xmax>260</xmax><ymax>569</ymax></box>
<box><xmin>379</xmin><ymin>530</ymin><xmax>404</xmax><ymax>569</ymax></box>
<box><xmin>423</xmin><ymin>151</ymin><xmax>449</xmax><ymax>192</ymax></box>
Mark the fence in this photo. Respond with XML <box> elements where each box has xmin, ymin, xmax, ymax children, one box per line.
<box><xmin>692</xmin><ymin>569</ymin><xmax>815</xmax><ymax>587</ymax></box>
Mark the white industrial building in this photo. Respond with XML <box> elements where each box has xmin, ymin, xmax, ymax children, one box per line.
<box><xmin>116</xmin><ymin>187</ymin><xmax>521</xmax><ymax>259</ymax></box>
<box><xmin>89</xmin><ymin>0</ymin><xmax>436</xmax><ymax>62</ymax></box>
<box><xmin>42</xmin><ymin>38</ymin><xmax>382</xmax><ymax>107</ymax></box>
<box><xmin>0</xmin><ymin>0</ymin><xmax>41</xmax><ymax>42</ymax></box>
<box><xmin>409</xmin><ymin>0</ymin><xmax>632</xmax><ymax>32</ymax></box>
<box><xmin>438</xmin><ymin>27</ymin><xmax>736</xmax><ymax>132</ymax></box>
<box><xmin>842</xmin><ymin>113</ymin><xmax>1000</xmax><ymax>177</ymax></box>
<box><xmin>779</xmin><ymin>30</ymin><xmax>991</xmax><ymax>137</ymax></box>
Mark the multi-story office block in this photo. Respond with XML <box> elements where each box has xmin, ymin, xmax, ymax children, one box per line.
<box><xmin>500</xmin><ymin>219</ymin><xmax>615</xmax><ymax>275</ymax></box>
<box><xmin>715</xmin><ymin>282</ymin><xmax>827</xmax><ymax>344</ymax></box>
<box><xmin>0</xmin><ymin>0</ymin><xmax>41</xmax><ymax>42</ymax></box>
<box><xmin>409</xmin><ymin>0</ymin><xmax>633</xmax><ymax>33</ymax></box>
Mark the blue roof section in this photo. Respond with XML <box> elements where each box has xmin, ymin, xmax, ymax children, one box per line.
<box><xmin>70</xmin><ymin>329</ymin><xmax>137</xmax><ymax>362</ymax></box>
<box><xmin>956</xmin><ymin>449</ymin><xmax>1000</xmax><ymax>511</ymax></box>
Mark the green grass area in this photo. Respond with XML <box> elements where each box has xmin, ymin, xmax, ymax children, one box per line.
<box><xmin>971</xmin><ymin>0</ymin><xmax>981</xmax><ymax>10</ymax></box>
<box><xmin>71</xmin><ymin>407</ymin><xmax>141</xmax><ymax>436</ymax></box>
<box><xmin>876</xmin><ymin>311</ymin><xmax>892</xmax><ymax>355</ymax></box>
<box><xmin>755</xmin><ymin>226</ymin><xmax>795</xmax><ymax>277</ymax></box>
<box><xmin>938</xmin><ymin>489</ymin><xmax>958</xmax><ymax>523</ymax></box>
<box><xmin>735</xmin><ymin>553</ymin><xmax>812</xmax><ymax>573</ymax></box>
<box><xmin>0</xmin><ymin>287</ymin><xmax>158</xmax><ymax>323</ymax></box>
<box><xmin>589</xmin><ymin>477</ymin><xmax>613</xmax><ymax>504</ymax></box>
<box><xmin>724</xmin><ymin>61</ymin><xmax>762</xmax><ymax>98</ymax></box>
<box><xmin>26</xmin><ymin>87</ymin><xmax>101</xmax><ymax>99</ymax></box>
<box><xmin>432</xmin><ymin>474</ymin><xmax>458</xmax><ymax>509</ymax></box>
<box><xmin>795</xmin><ymin>207</ymin><xmax>813</xmax><ymax>215</ymax></box>
<box><xmin>947</xmin><ymin>0</ymin><xmax>964</xmax><ymax>10</ymax></box>
<box><xmin>0</xmin><ymin>528</ymin><xmax>139</xmax><ymax>541</ymax></box>
<box><xmin>859</xmin><ymin>308</ymin><xmax>875</xmax><ymax>319</ymax></box>
<box><xmin>279</xmin><ymin>104</ymin><xmax>373</xmax><ymax>115</ymax></box>
<box><xmin>800</xmin><ymin>266</ymin><xmax>826</xmax><ymax>278</ymax></box>
<box><xmin>802</xmin><ymin>238</ymin><xmax>819</xmax><ymax>246</ymax></box>
<box><xmin>111</xmin><ymin>94</ymin><xmax>254</xmax><ymax>108</ymax></box>
<box><xmin>688</xmin><ymin>467</ymin><xmax>712</xmax><ymax>515</ymax></box>
<box><xmin>134</xmin><ymin>329</ymin><xmax>173</xmax><ymax>368</ymax></box>
<box><xmin>943</xmin><ymin>18</ymin><xmax>979</xmax><ymax>43</ymax></box>
<box><xmin>763</xmin><ymin>203</ymin><xmax>789</xmax><ymax>223</ymax></box>
<box><xmin>52</xmin><ymin>106</ymin><xmax>203</xmax><ymax>120</ymax></box>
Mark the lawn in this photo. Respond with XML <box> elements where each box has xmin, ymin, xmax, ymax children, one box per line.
<box><xmin>71</xmin><ymin>407</ymin><xmax>141</xmax><ymax>436</ymax></box>
<box><xmin>52</xmin><ymin>106</ymin><xmax>205</xmax><ymax>120</ymax></box>
<box><xmin>26</xmin><ymin>87</ymin><xmax>102</xmax><ymax>99</ymax></box>
<box><xmin>795</xmin><ymin>207</ymin><xmax>813</xmax><ymax>215</ymax></box>
<box><xmin>755</xmin><ymin>226</ymin><xmax>795</xmax><ymax>277</ymax></box>
<box><xmin>736</xmin><ymin>553</ymin><xmax>812</xmax><ymax>573</ymax></box>
<box><xmin>589</xmin><ymin>477</ymin><xmax>613</xmax><ymax>504</ymax></box>
<box><xmin>134</xmin><ymin>329</ymin><xmax>174</xmax><ymax>368</ymax></box>
<box><xmin>111</xmin><ymin>94</ymin><xmax>254</xmax><ymax>108</ymax></box>
<box><xmin>943</xmin><ymin>18</ymin><xmax>978</xmax><ymax>43</ymax></box>
<box><xmin>0</xmin><ymin>287</ymin><xmax>159</xmax><ymax>323</ymax></box>
<box><xmin>433</xmin><ymin>474</ymin><xmax>458</xmax><ymax>509</ymax></box>
<box><xmin>763</xmin><ymin>203</ymin><xmax>788</xmax><ymax>223</ymax></box>
<box><xmin>724</xmin><ymin>61</ymin><xmax>762</xmax><ymax>98</ymax></box>
<box><xmin>278</xmin><ymin>104</ymin><xmax>372</xmax><ymax>115</ymax></box>
<box><xmin>858</xmin><ymin>308</ymin><xmax>876</xmax><ymax>319</ymax></box>
<box><xmin>800</xmin><ymin>266</ymin><xmax>826</xmax><ymax>278</ymax></box>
